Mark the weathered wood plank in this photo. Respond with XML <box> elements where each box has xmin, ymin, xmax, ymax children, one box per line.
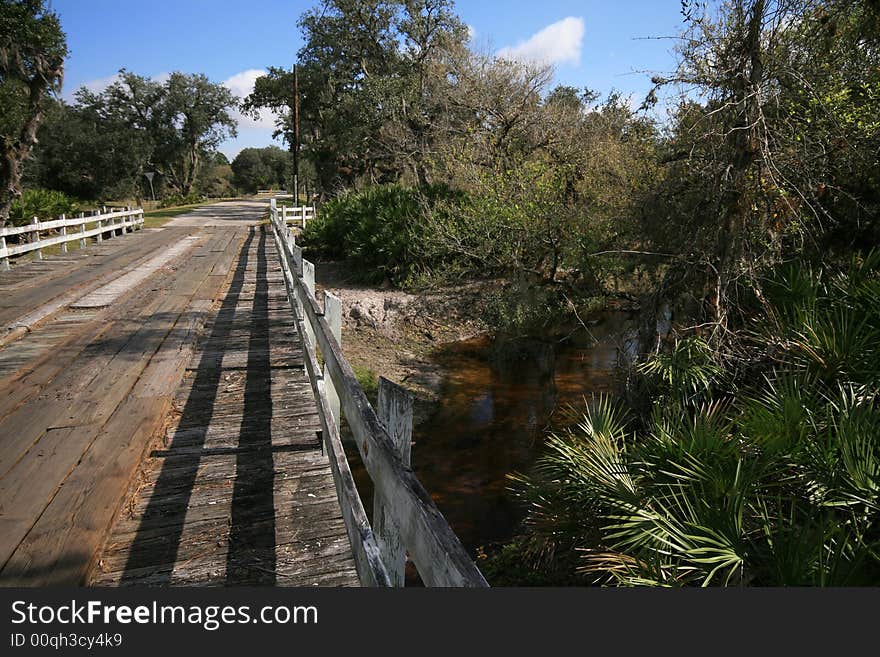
<box><xmin>90</xmin><ymin>227</ymin><xmax>358</xmax><ymax>587</ymax></box>
<box><xmin>270</xmin><ymin>225</ymin><xmax>389</xmax><ymax>587</ymax></box>
<box><xmin>374</xmin><ymin>377</ymin><xmax>414</xmax><ymax>586</ymax></box>
<box><xmin>323</xmin><ymin>291</ymin><xmax>343</xmax><ymax>429</ymax></box>
<box><xmin>0</xmin><ymin>227</ymin><xmax>198</xmax><ymax>335</ymax></box>
<box><xmin>270</xmin><ymin>210</ymin><xmax>487</xmax><ymax>587</ymax></box>
<box><xmin>0</xmin><ymin>227</ymin><xmax>247</xmax><ymax>584</ymax></box>
<box><xmin>0</xmin><ymin>396</ymin><xmax>169</xmax><ymax>585</ymax></box>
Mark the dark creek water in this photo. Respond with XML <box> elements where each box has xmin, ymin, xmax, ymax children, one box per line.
<box><xmin>345</xmin><ymin>312</ymin><xmax>635</xmax><ymax>582</ymax></box>
<box><xmin>410</xmin><ymin>312</ymin><xmax>634</xmax><ymax>556</ymax></box>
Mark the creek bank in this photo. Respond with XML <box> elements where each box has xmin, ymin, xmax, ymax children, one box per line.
<box><xmin>314</xmin><ymin>260</ymin><xmax>638</xmax><ymax>562</ymax></box>
<box><xmin>314</xmin><ymin>260</ymin><xmax>495</xmax><ymax>425</ymax></box>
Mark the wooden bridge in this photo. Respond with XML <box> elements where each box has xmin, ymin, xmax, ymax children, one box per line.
<box><xmin>0</xmin><ymin>200</ymin><xmax>487</xmax><ymax>587</ymax></box>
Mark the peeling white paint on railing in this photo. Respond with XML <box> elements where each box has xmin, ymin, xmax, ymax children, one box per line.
<box><xmin>268</xmin><ymin>198</ymin><xmax>488</xmax><ymax>588</ymax></box>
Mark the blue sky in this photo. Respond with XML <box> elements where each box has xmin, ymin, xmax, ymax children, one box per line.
<box><xmin>51</xmin><ymin>0</ymin><xmax>687</xmax><ymax>159</ymax></box>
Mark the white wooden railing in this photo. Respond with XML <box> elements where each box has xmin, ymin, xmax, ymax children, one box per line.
<box><xmin>268</xmin><ymin>198</ymin><xmax>487</xmax><ymax>587</ymax></box>
<box><xmin>0</xmin><ymin>207</ymin><xmax>144</xmax><ymax>271</ymax></box>
<box><xmin>277</xmin><ymin>204</ymin><xmax>315</xmax><ymax>229</ymax></box>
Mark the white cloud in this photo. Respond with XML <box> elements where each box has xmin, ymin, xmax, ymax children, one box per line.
<box><xmin>69</xmin><ymin>71</ymin><xmax>171</xmax><ymax>99</ymax></box>
<box><xmin>497</xmin><ymin>17</ymin><xmax>585</xmax><ymax>67</ymax></box>
<box><xmin>223</xmin><ymin>68</ymin><xmax>278</xmax><ymax>131</ymax></box>
<box><xmin>82</xmin><ymin>72</ymin><xmax>121</xmax><ymax>93</ymax></box>
<box><xmin>466</xmin><ymin>24</ymin><xmax>477</xmax><ymax>42</ymax></box>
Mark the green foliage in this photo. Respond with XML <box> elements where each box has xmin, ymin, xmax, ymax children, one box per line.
<box><xmin>353</xmin><ymin>365</ymin><xmax>379</xmax><ymax>401</ymax></box>
<box><xmin>0</xmin><ymin>1</ymin><xmax>66</xmax><ymax>137</ymax></box>
<box><xmin>480</xmin><ymin>283</ymin><xmax>574</xmax><ymax>338</ymax></box>
<box><xmin>637</xmin><ymin>337</ymin><xmax>721</xmax><ymax>404</ymax></box>
<box><xmin>8</xmin><ymin>188</ymin><xmax>79</xmax><ymax>226</ymax></box>
<box><xmin>25</xmin><ymin>99</ymin><xmax>152</xmax><ymax>201</ymax></box>
<box><xmin>279</xmin><ymin>0</ymin><xmax>880</xmax><ymax>588</ymax></box>
<box><xmin>508</xmin><ymin>256</ymin><xmax>880</xmax><ymax>586</ymax></box>
<box><xmin>244</xmin><ymin>0</ymin><xmax>468</xmax><ymax>191</ymax></box>
<box><xmin>158</xmin><ymin>193</ymin><xmax>205</xmax><ymax>209</ymax></box>
<box><xmin>301</xmin><ymin>184</ymin><xmax>435</xmax><ymax>283</ymax></box>
<box><xmin>478</xmin><ymin>541</ymin><xmax>581</xmax><ymax>586</ymax></box>
<box><xmin>418</xmin><ymin>91</ymin><xmax>660</xmax><ymax>292</ymax></box>
<box><xmin>26</xmin><ymin>69</ymin><xmax>238</xmax><ymax>202</ymax></box>
<box><xmin>0</xmin><ymin>0</ymin><xmax>67</xmax><ymax>225</ymax></box>
<box><xmin>231</xmin><ymin>146</ymin><xmax>289</xmax><ymax>194</ymax></box>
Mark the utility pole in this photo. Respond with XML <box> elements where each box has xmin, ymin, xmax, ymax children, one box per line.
<box><xmin>292</xmin><ymin>64</ymin><xmax>300</xmax><ymax>204</ymax></box>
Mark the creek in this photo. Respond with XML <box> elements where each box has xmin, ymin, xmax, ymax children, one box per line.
<box><xmin>410</xmin><ymin>311</ymin><xmax>636</xmax><ymax>555</ymax></box>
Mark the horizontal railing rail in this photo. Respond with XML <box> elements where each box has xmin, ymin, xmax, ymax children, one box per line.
<box><xmin>268</xmin><ymin>198</ymin><xmax>487</xmax><ymax>587</ymax></box>
<box><xmin>277</xmin><ymin>204</ymin><xmax>315</xmax><ymax>229</ymax></box>
<box><xmin>0</xmin><ymin>207</ymin><xmax>144</xmax><ymax>270</ymax></box>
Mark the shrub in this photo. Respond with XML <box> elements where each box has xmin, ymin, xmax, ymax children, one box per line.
<box><xmin>8</xmin><ymin>188</ymin><xmax>80</xmax><ymax>226</ymax></box>
<box><xmin>159</xmin><ymin>193</ymin><xmax>205</xmax><ymax>208</ymax></box>
<box><xmin>301</xmin><ymin>184</ymin><xmax>432</xmax><ymax>283</ymax></box>
<box><xmin>507</xmin><ymin>254</ymin><xmax>880</xmax><ymax>586</ymax></box>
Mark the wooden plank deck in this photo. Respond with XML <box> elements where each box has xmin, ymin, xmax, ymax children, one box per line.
<box><xmin>0</xmin><ymin>202</ymin><xmax>358</xmax><ymax>587</ymax></box>
<box><xmin>90</xmin><ymin>227</ymin><xmax>359</xmax><ymax>586</ymax></box>
<box><xmin>0</xmin><ymin>225</ymin><xmax>198</xmax><ymax>331</ymax></box>
<box><xmin>0</xmin><ymin>226</ymin><xmax>244</xmax><ymax>585</ymax></box>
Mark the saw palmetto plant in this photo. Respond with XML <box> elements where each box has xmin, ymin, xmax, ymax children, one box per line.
<box><xmin>510</xmin><ymin>252</ymin><xmax>880</xmax><ymax>585</ymax></box>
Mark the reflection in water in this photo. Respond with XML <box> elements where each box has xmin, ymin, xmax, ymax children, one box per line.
<box><xmin>344</xmin><ymin>312</ymin><xmax>634</xmax><ymax>583</ymax></box>
<box><xmin>411</xmin><ymin>312</ymin><xmax>634</xmax><ymax>555</ymax></box>
<box><xmin>470</xmin><ymin>392</ymin><xmax>494</xmax><ymax>426</ymax></box>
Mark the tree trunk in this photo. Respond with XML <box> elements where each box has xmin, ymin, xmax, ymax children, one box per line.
<box><xmin>181</xmin><ymin>146</ymin><xmax>200</xmax><ymax>196</ymax></box>
<box><xmin>713</xmin><ymin>0</ymin><xmax>766</xmax><ymax>327</ymax></box>
<box><xmin>0</xmin><ymin>73</ymin><xmax>57</xmax><ymax>228</ymax></box>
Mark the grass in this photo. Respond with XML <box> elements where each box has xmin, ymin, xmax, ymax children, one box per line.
<box><xmin>353</xmin><ymin>364</ymin><xmax>379</xmax><ymax>402</ymax></box>
<box><xmin>16</xmin><ymin>239</ymin><xmax>87</xmax><ymax>261</ymax></box>
<box><xmin>277</xmin><ymin>197</ymin><xmax>313</xmax><ymax>208</ymax></box>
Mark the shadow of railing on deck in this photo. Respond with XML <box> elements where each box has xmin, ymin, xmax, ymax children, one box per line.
<box><xmin>225</xmin><ymin>229</ymin><xmax>276</xmax><ymax>584</ymax></box>
<box><xmin>120</xmin><ymin>229</ymin><xmax>280</xmax><ymax>585</ymax></box>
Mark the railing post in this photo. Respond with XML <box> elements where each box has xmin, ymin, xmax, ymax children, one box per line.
<box><xmin>302</xmin><ymin>259</ymin><xmax>316</xmax><ymax>373</ymax></box>
<box><xmin>323</xmin><ymin>291</ymin><xmax>343</xmax><ymax>427</ymax></box>
<box><xmin>293</xmin><ymin>244</ymin><xmax>303</xmax><ymax>276</ymax></box>
<box><xmin>0</xmin><ymin>235</ymin><xmax>9</xmax><ymax>271</ymax></box>
<box><xmin>373</xmin><ymin>377</ymin><xmax>414</xmax><ymax>586</ymax></box>
<box><xmin>96</xmin><ymin>211</ymin><xmax>103</xmax><ymax>242</ymax></box>
<box><xmin>302</xmin><ymin>206</ymin><xmax>308</xmax><ymax>230</ymax></box>
<box><xmin>31</xmin><ymin>217</ymin><xmax>43</xmax><ymax>260</ymax></box>
<box><xmin>60</xmin><ymin>214</ymin><xmax>68</xmax><ymax>253</ymax></box>
<box><xmin>79</xmin><ymin>214</ymin><xmax>87</xmax><ymax>249</ymax></box>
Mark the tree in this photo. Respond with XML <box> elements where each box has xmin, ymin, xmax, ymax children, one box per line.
<box><xmin>231</xmin><ymin>146</ymin><xmax>289</xmax><ymax>194</ymax></box>
<box><xmin>487</xmin><ymin>0</ymin><xmax>880</xmax><ymax>586</ymax></box>
<box><xmin>0</xmin><ymin>0</ymin><xmax>67</xmax><ymax>227</ymax></box>
<box><xmin>197</xmin><ymin>151</ymin><xmax>235</xmax><ymax>198</ymax></box>
<box><xmin>153</xmin><ymin>72</ymin><xmax>238</xmax><ymax>195</ymax></box>
<box><xmin>25</xmin><ymin>96</ymin><xmax>153</xmax><ymax>200</ymax></box>
<box><xmin>243</xmin><ymin>0</ymin><xmax>468</xmax><ymax>193</ymax></box>
<box><xmin>508</xmin><ymin>253</ymin><xmax>880</xmax><ymax>586</ymax></box>
<box><xmin>643</xmin><ymin>0</ymin><xmax>880</xmax><ymax>336</ymax></box>
<box><xmin>36</xmin><ymin>70</ymin><xmax>239</xmax><ymax>201</ymax></box>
